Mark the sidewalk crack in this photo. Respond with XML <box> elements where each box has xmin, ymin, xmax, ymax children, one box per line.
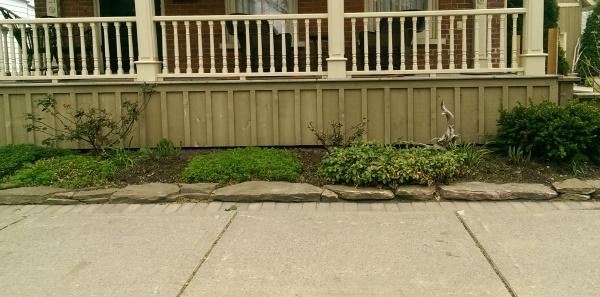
<box><xmin>454</xmin><ymin>211</ymin><xmax>518</xmax><ymax>297</ymax></box>
<box><xmin>176</xmin><ymin>212</ymin><xmax>238</xmax><ymax>297</ymax></box>
<box><xmin>0</xmin><ymin>216</ymin><xmax>27</xmax><ymax>232</ymax></box>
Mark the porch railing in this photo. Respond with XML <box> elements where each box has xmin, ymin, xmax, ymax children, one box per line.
<box><xmin>0</xmin><ymin>17</ymin><xmax>137</xmax><ymax>80</ymax></box>
<box><xmin>0</xmin><ymin>0</ymin><xmax>546</xmax><ymax>82</ymax></box>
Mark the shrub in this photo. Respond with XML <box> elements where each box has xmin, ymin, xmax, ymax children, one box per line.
<box><xmin>8</xmin><ymin>155</ymin><xmax>117</xmax><ymax>188</ymax></box>
<box><xmin>183</xmin><ymin>147</ymin><xmax>302</xmax><ymax>184</ymax></box>
<box><xmin>318</xmin><ymin>141</ymin><xmax>466</xmax><ymax>188</ymax></box>
<box><xmin>139</xmin><ymin>138</ymin><xmax>181</xmax><ymax>160</ymax></box>
<box><xmin>308</xmin><ymin>120</ymin><xmax>366</xmax><ymax>152</ymax></box>
<box><xmin>495</xmin><ymin>100</ymin><xmax>600</xmax><ymax>162</ymax></box>
<box><xmin>0</xmin><ymin>144</ymin><xmax>74</xmax><ymax>178</ymax></box>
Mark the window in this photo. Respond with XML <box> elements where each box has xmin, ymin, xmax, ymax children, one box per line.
<box><xmin>226</xmin><ymin>0</ymin><xmax>297</xmax><ymax>34</ymax></box>
<box><xmin>364</xmin><ymin>0</ymin><xmax>439</xmax><ymax>40</ymax></box>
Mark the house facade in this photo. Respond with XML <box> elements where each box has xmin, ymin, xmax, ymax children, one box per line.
<box><xmin>0</xmin><ymin>0</ymin><xmax>570</xmax><ymax>148</ymax></box>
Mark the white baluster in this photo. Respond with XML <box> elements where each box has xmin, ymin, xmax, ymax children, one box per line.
<box><xmin>32</xmin><ymin>24</ymin><xmax>41</xmax><ymax>76</ymax></box>
<box><xmin>424</xmin><ymin>16</ymin><xmax>430</xmax><ymax>71</ymax></box>
<box><xmin>375</xmin><ymin>17</ymin><xmax>381</xmax><ymax>71</ymax></box>
<box><xmin>185</xmin><ymin>21</ymin><xmax>192</xmax><ymax>74</ymax></box>
<box><xmin>257</xmin><ymin>20</ymin><xmax>264</xmax><ymax>73</ymax></box>
<box><xmin>220</xmin><ymin>21</ymin><xmax>227</xmax><ymax>73</ymax></box>
<box><xmin>209</xmin><ymin>21</ymin><xmax>216</xmax><ymax>73</ymax></box>
<box><xmin>474</xmin><ymin>16</ymin><xmax>480</xmax><ymax>69</ymax></box>
<box><xmin>173</xmin><ymin>21</ymin><xmax>181</xmax><ymax>74</ymax></box>
<box><xmin>66</xmin><ymin>24</ymin><xmax>75</xmax><ymax>76</ymax></box>
<box><xmin>412</xmin><ymin>18</ymin><xmax>417</xmax><ymax>70</ymax></box>
<box><xmin>400</xmin><ymin>16</ymin><xmax>405</xmax><ymax>70</ymax></box>
<box><xmin>78</xmin><ymin>23</ymin><xmax>87</xmax><ymax>75</ymax></box>
<box><xmin>161</xmin><ymin>21</ymin><xmax>168</xmax><ymax>74</ymax></box>
<box><xmin>487</xmin><ymin>15</ymin><xmax>492</xmax><ymax>68</ymax></box>
<box><xmin>115</xmin><ymin>22</ymin><xmax>123</xmax><ymax>74</ymax></box>
<box><xmin>196</xmin><ymin>21</ymin><xmax>204</xmax><ymax>73</ymax></box>
<box><xmin>269</xmin><ymin>20</ymin><xmax>275</xmax><ymax>73</ymax></box>
<box><xmin>92</xmin><ymin>23</ymin><xmax>100</xmax><ymax>75</ymax></box>
<box><xmin>462</xmin><ymin>16</ymin><xmax>467</xmax><ymax>69</ymax></box>
<box><xmin>351</xmin><ymin>18</ymin><xmax>356</xmax><ymax>71</ymax></box>
<box><xmin>55</xmin><ymin>22</ymin><xmax>64</xmax><ymax>76</ymax></box>
<box><xmin>500</xmin><ymin>14</ymin><xmax>506</xmax><ymax>69</ymax></box>
<box><xmin>0</xmin><ymin>29</ymin><xmax>5</xmax><ymax>76</ymax></box>
<box><xmin>387</xmin><ymin>17</ymin><xmax>392</xmax><ymax>71</ymax></box>
<box><xmin>305</xmin><ymin>19</ymin><xmax>311</xmax><ymax>72</ymax></box>
<box><xmin>233</xmin><ymin>20</ymin><xmax>240</xmax><ymax>73</ymax></box>
<box><xmin>449</xmin><ymin>16</ymin><xmax>455</xmax><ymax>70</ymax></box>
<box><xmin>244</xmin><ymin>20</ymin><xmax>250</xmax><ymax>73</ymax></box>
<box><xmin>17</xmin><ymin>24</ymin><xmax>25</xmax><ymax>75</ymax></box>
<box><xmin>293</xmin><ymin>19</ymin><xmax>298</xmax><ymax>73</ymax></box>
<box><xmin>437</xmin><ymin>16</ymin><xmax>442</xmax><ymax>70</ymax></box>
<box><xmin>281</xmin><ymin>20</ymin><xmax>287</xmax><ymax>72</ymax></box>
<box><xmin>317</xmin><ymin>19</ymin><xmax>322</xmax><ymax>72</ymax></box>
<box><xmin>43</xmin><ymin>24</ymin><xmax>52</xmax><ymax>76</ymax></box>
<box><xmin>362</xmin><ymin>18</ymin><xmax>368</xmax><ymax>70</ymax></box>
<box><xmin>126</xmin><ymin>22</ymin><xmax>135</xmax><ymax>74</ymax></box>
<box><xmin>102</xmin><ymin>22</ymin><xmax>112</xmax><ymax>75</ymax></box>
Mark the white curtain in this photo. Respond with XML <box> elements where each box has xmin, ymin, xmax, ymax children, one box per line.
<box><xmin>234</xmin><ymin>0</ymin><xmax>289</xmax><ymax>33</ymax></box>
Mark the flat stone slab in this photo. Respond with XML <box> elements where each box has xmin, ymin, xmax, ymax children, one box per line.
<box><xmin>323</xmin><ymin>185</ymin><xmax>395</xmax><ymax>200</ymax></box>
<box><xmin>395</xmin><ymin>185</ymin><xmax>436</xmax><ymax>200</ymax></box>
<box><xmin>585</xmin><ymin>180</ymin><xmax>600</xmax><ymax>199</ymax></box>
<box><xmin>110</xmin><ymin>183</ymin><xmax>180</xmax><ymax>204</ymax></box>
<box><xmin>459</xmin><ymin>210</ymin><xmax>600</xmax><ymax>296</ymax></box>
<box><xmin>0</xmin><ymin>212</ymin><xmax>233</xmax><ymax>296</ymax></box>
<box><xmin>0</xmin><ymin>187</ymin><xmax>67</xmax><ymax>205</ymax></box>
<box><xmin>211</xmin><ymin>181</ymin><xmax>321</xmax><ymax>202</ymax></box>
<box><xmin>440</xmin><ymin>182</ymin><xmax>557</xmax><ymax>200</ymax></box>
<box><xmin>553</xmin><ymin>179</ymin><xmax>595</xmax><ymax>195</ymax></box>
<box><xmin>321</xmin><ymin>189</ymin><xmax>340</xmax><ymax>202</ymax></box>
<box><xmin>178</xmin><ymin>183</ymin><xmax>217</xmax><ymax>201</ymax></box>
<box><xmin>558</xmin><ymin>193</ymin><xmax>590</xmax><ymax>201</ymax></box>
<box><xmin>73</xmin><ymin>188</ymin><xmax>119</xmax><ymax>202</ymax></box>
<box><xmin>184</xmin><ymin>212</ymin><xmax>509</xmax><ymax>296</ymax></box>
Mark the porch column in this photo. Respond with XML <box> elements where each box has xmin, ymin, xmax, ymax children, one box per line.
<box><xmin>134</xmin><ymin>0</ymin><xmax>161</xmax><ymax>82</ymax></box>
<box><xmin>521</xmin><ymin>0</ymin><xmax>547</xmax><ymax>75</ymax></box>
<box><xmin>327</xmin><ymin>0</ymin><xmax>347</xmax><ymax>79</ymax></box>
<box><xmin>474</xmin><ymin>0</ymin><xmax>488</xmax><ymax>68</ymax></box>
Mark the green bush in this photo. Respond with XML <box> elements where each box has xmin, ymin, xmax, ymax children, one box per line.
<box><xmin>8</xmin><ymin>155</ymin><xmax>117</xmax><ymax>188</ymax></box>
<box><xmin>0</xmin><ymin>144</ymin><xmax>74</xmax><ymax>178</ymax></box>
<box><xmin>183</xmin><ymin>147</ymin><xmax>302</xmax><ymax>184</ymax></box>
<box><xmin>495</xmin><ymin>100</ymin><xmax>600</xmax><ymax>162</ymax></box>
<box><xmin>318</xmin><ymin>141</ymin><xmax>466</xmax><ymax>188</ymax></box>
<box><xmin>139</xmin><ymin>138</ymin><xmax>181</xmax><ymax>160</ymax></box>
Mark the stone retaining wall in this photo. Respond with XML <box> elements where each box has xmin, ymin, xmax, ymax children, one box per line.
<box><xmin>0</xmin><ymin>179</ymin><xmax>599</xmax><ymax>205</ymax></box>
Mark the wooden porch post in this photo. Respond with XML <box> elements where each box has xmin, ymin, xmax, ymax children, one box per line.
<box><xmin>521</xmin><ymin>0</ymin><xmax>547</xmax><ymax>75</ymax></box>
<box><xmin>134</xmin><ymin>0</ymin><xmax>161</xmax><ymax>82</ymax></box>
<box><xmin>327</xmin><ymin>0</ymin><xmax>347</xmax><ymax>79</ymax></box>
<box><xmin>474</xmin><ymin>0</ymin><xmax>488</xmax><ymax>68</ymax></box>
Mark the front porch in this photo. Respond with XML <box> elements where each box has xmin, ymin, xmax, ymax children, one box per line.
<box><xmin>0</xmin><ymin>1</ymin><xmax>567</xmax><ymax>148</ymax></box>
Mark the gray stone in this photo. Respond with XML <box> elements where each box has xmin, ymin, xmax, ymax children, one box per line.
<box><xmin>558</xmin><ymin>193</ymin><xmax>590</xmax><ymax>201</ymax></box>
<box><xmin>439</xmin><ymin>182</ymin><xmax>557</xmax><ymax>201</ymax></box>
<box><xmin>552</xmin><ymin>178</ymin><xmax>595</xmax><ymax>195</ymax></box>
<box><xmin>323</xmin><ymin>185</ymin><xmax>396</xmax><ymax>200</ymax></box>
<box><xmin>178</xmin><ymin>183</ymin><xmax>217</xmax><ymax>201</ymax></box>
<box><xmin>211</xmin><ymin>181</ymin><xmax>321</xmax><ymax>203</ymax></box>
<box><xmin>321</xmin><ymin>189</ymin><xmax>340</xmax><ymax>202</ymax></box>
<box><xmin>395</xmin><ymin>186</ymin><xmax>436</xmax><ymax>201</ymax></box>
<box><xmin>73</xmin><ymin>188</ymin><xmax>119</xmax><ymax>202</ymax></box>
<box><xmin>110</xmin><ymin>183</ymin><xmax>180</xmax><ymax>204</ymax></box>
<box><xmin>45</xmin><ymin>198</ymin><xmax>79</xmax><ymax>205</ymax></box>
<box><xmin>585</xmin><ymin>180</ymin><xmax>600</xmax><ymax>199</ymax></box>
<box><xmin>0</xmin><ymin>187</ymin><xmax>67</xmax><ymax>205</ymax></box>
<box><xmin>52</xmin><ymin>191</ymin><xmax>75</xmax><ymax>199</ymax></box>
<box><xmin>83</xmin><ymin>198</ymin><xmax>110</xmax><ymax>204</ymax></box>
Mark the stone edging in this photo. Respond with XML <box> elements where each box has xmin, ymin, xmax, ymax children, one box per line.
<box><xmin>0</xmin><ymin>179</ymin><xmax>598</xmax><ymax>205</ymax></box>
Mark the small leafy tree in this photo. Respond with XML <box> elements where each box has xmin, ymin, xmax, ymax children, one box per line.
<box><xmin>25</xmin><ymin>83</ymin><xmax>157</xmax><ymax>154</ymax></box>
<box><xmin>576</xmin><ymin>3</ymin><xmax>600</xmax><ymax>79</ymax></box>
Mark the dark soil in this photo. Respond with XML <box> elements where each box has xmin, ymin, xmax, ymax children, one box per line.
<box><xmin>113</xmin><ymin>147</ymin><xmax>600</xmax><ymax>187</ymax></box>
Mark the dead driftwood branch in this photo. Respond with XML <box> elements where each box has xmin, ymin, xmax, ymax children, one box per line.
<box><xmin>431</xmin><ymin>101</ymin><xmax>459</xmax><ymax>148</ymax></box>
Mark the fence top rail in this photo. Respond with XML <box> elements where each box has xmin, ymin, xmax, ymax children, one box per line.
<box><xmin>0</xmin><ymin>16</ymin><xmax>136</xmax><ymax>24</ymax></box>
<box><xmin>346</xmin><ymin>8</ymin><xmax>526</xmax><ymax>19</ymax></box>
<box><xmin>153</xmin><ymin>13</ymin><xmax>328</xmax><ymax>22</ymax></box>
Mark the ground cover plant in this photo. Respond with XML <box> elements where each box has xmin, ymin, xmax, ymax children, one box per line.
<box><xmin>183</xmin><ymin>147</ymin><xmax>302</xmax><ymax>184</ymax></box>
<box><xmin>0</xmin><ymin>144</ymin><xmax>74</xmax><ymax>179</ymax></box>
<box><xmin>318</xmin><ymin>141</ymin><xmax>466</xmax><ymax>188</ymax></box>
<box><xmin>8</xmin><ymin>155</ymin><xmax>117</xmax><ymax>189</ymax></box>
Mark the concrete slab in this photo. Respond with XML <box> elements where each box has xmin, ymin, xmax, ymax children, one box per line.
<box><xmin>459</xmin><ymin>211</ymin><xmax>600</xmax><ymax>297</ymax></box>
<box><xmin>0</xmin><ymin>215</ymin><xmax>24</xmax><ymax>229</ymax></box>
<box><xmin>0</xmin><ymin>213</ymin><xmax>234</xmax><ymax>297</ymax></box>
<box><xmin>184</xmin><ymin>212</ymin><xmax>510</xmax><ymax>296</ymax></box>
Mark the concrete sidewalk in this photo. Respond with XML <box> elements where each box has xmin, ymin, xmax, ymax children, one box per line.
<box><xmin>0</xmin><ymin>201</ymin><xmax>599</xmax><ymax>296</ymax></box>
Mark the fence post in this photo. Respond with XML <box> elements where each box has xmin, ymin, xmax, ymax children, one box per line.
<box><xmin>134</xmin><ymin>0</ymin><xmax>161</xmax><ymax>81</ymax></box>
<box><xmin>521</xmin><ymin>0</ymin><xmax>547</xmax><ymax>75</ymax></box>
<box><xmin>327</xmin><ymin>0</ymin><xmax>347</xmax><ymax>79</ymax></box>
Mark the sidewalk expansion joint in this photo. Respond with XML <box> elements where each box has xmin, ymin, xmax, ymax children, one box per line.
<box><xmin>454</xmin><ymin>211</ymin><xmax>518</xmax><ymax>297</ymax></box>
<box><xmin>176</xmin><ymin>212</ymin><xmax>238</xmax><ymax>297</ymax></box>
<box><xmin>0</xmin><ymin>216</ymin><xmax>27</xmax><ymax>232</ymax></box>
